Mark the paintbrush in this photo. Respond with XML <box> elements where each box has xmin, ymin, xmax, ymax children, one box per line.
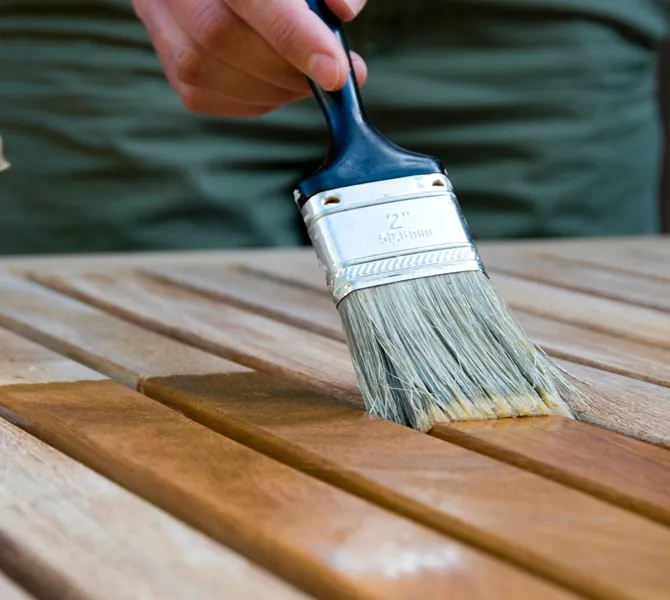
<box><xmin>295</xmin><ymin>0</ymin><xmax>581</xmax><ymax>431</ymax></box>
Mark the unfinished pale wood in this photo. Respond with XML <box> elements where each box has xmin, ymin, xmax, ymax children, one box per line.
<box><xmin>0</xmin><ymin>336</ymin><xmax>308</xmax><ymax>600</ymax></box>
<box><xmin>0</xmin><ymin>324</ymin><xmax>106</xmax><ymax>387</ymax></box>
<box><xmin>514</xmin><ymin>312</ymin><xmax>670</xmax><ymax>388</ymax></box>
<box><xmin>535</xmin><ymin>243</ymin><xmax>670</xmax><ymax>282</ymax></box>
<box><xmin>147</xmin><ymin>265</ymin><xmax>344</xmax><ymax>341</ymax></box>
<box><xmin>146</xmin><ymin>265</ymin><xmax>670</xmax><ymax>390</ymax></box>
<box><xmin>434</xmin><ymin>416</ymin><xmax>670</xmax><ymax>526</ymax></box>
<box><xmin>0</xmin><ymin>574</ymin><xmax>32</xmax><ymax>600</ymax></box>
<box><xmin>229</xmin><ymin>259</ymin><xmax>670</xmax><ymax>351</ymax></box>
<box><xmin>489</xmin><ymin>273</ymin><xmax>670</xmax><ymax>349</ymax></box>
<box><xmin>0</xmin><ymin>382</ymin><xmax>577</xmax><ymax>600</ymax></box>
<box><xmin>0</xmin><ymin>273</ymin><xmax>247</xmax><ymax>389</ymax></box>
<box><xmin>11</xmin><ymin>272</ymin><xmax>670</xmax><ymax>599</ymax></box>
<box><xmin>484</xmin><ymin>253</ymin><xmax>670</xmax><ymax>312</ymax></box>
<box><xmin>29</xmin><ymin>270</ymin><xmax>360</xmax><ymax>402</ymax></box>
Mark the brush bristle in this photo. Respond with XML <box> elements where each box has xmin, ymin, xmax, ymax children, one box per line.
<box><xmin>338</xmin><ymin>270</ymin><xmax>584</xmax><ymax>431</ymax></box>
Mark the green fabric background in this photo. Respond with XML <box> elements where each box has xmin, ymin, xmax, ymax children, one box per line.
<box><xmin>0</xmin><ymin>0</ymin><xmax>668</xmax><ymax>254</ymax></box>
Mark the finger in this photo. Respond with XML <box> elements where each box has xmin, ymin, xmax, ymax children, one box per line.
<box><xmin>350</xmin><ymin>52</ymin><xmax>368</xmax><ymax>86</ymax></box>
<box><xmin>161</xmin><ymin>0</ymin><xmax>313</xmax><ymax>94</ymax></box>
<box><xmin>172</xmin><ymin>78</ymin><xmax>280</xmax><ymax>117</ymax></box>
<box><xmin>141</xmin><ymin>3</ymin><xmax>310</xmax><ymax>106</ymax></box>
<box><xmin>325</xmin><ymin>0</ymin><xmax>368</xmax><ymax>21</ymax></box>
<box><xmin>225</xmin><ymin>0</ymin><xmax>351</xmax><ymax>91</ymax></box>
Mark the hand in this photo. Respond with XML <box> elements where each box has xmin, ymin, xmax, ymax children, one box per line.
<box><xmin>133</xmin><ymin>0</ymin><xmax>368</xmax><ymax>117</ymax></box>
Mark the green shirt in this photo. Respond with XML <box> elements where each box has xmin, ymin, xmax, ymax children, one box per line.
<box><xmin>0</xmin><ymin>0</ymin><xmax>668</xmax><ymax>253</ymax></box>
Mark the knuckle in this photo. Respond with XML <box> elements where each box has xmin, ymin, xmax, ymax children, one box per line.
<box><xmin>267</xmin><ymin>15</ymin><xmax>300</xmax><ymax>56</ymax></box>
<box><xmin>191</xmin><ymin>2</ymin><xmax>231</xmax><ymax>54</ymax></box>
<box><xmin>174</xmin><ymin>46</ymin><xmax>204</xmax><ymax>85</ymax></box>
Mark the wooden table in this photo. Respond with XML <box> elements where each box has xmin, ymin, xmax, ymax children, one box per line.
<box><xmin>1</xmin><ymin>235</ymin><xmax>669</xmax><ymax>600</ymax></box>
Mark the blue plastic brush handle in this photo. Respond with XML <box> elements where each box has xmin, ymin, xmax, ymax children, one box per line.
<box><xmin>295</xmin><ymin>0</ymin><xmax>444</xmax><ymax>207</ymax></box>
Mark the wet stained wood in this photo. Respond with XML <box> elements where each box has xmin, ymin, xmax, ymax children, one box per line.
<box><xmin>0</xmin><ymin>331</ymin><xmax>308</xmax><ymax>600</ymax></box>
<box><xmin>0</xmin><ymin>381</ymin><xmax>578</xmax><ymax>600</ymax></box>
<box><xmin>433</xmin><ymin>416</ymin><xmax>670</xmax><ymax>526</ymax></box>
<box><xmin>5</xmin><ymin>272</ymin><xmax>670</xmax><ymax>600</ymax></box>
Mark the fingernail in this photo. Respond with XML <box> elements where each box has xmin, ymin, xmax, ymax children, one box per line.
<box><xmin>345</xmin><ymin>0</ymin><xmax>367</xmax><ymax>17</ymax></box>
<box><xmin>308</xmin><ymin>53</ymin><xmax>342</xmax><ymax>90</ymax></box>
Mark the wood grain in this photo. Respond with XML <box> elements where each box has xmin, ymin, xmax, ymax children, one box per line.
<box><xmin>488</xmin><ymin>273</ymin><xmax>670</xmax><ymax>349</ymax></box>
<box><xmin>433</xmin><ymin>416</ymin><xmax>670</xmax><ymax>526</ymax></box>
<box><xmin>127</xmin><ymin>265</ymin><xmax>670</xmax><ymax>447</ymax></box>
<box><xmin>141</xmin><ymin>372</ymin><xmax>670</xmax><ymax>600</ymax></box>
<box><xmin>0</xmin><ymin>333</ymin><xmax>308</xmax><ymax>600</ymax></box>
<box><xmin>147</xmin><ymin>265</ymin><xmax>344</xmax><ymax>341</ymax></box>
<box><xmin>0</xmin><ymin>574</ymin><xmax>32</xmax><ymax>600</ymax></box>
<box><xmin>0</xmin><ymin>273</ymin><xmax>247</xmax><ymax>389</ymax></box>
<box><xmin>0</xmin><ymin>381</ymin><xmax>576</xmax><ymax>600</ymax></box>
<box><xmin>513</xmin><ymin>312</ymin><xmax>670</xmax><ymax>388</ymax></box>
<box><xmin>28</xmin><ymin>270</ymin><xmax>360</xmax><ymax>403</ymax></box>
<box><xmin>484</xmin><ymin>253</ymin><xmax>670</xmax><ymax>312</ymax></box>
<box><xmin>5</xmin><ymin>273</ymin><xmax>670</xmax><ymax>599</ymax></box>
<box><xmin>534</xmin><ymin>243</ymin><xmax>670</xmax><ymax>282</ymax></box>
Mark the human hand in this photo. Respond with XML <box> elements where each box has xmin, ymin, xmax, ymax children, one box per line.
<box><xmin>133</xmin><ymin>0</ymin><xmax>368</xmax><ymax>117</ymax></box>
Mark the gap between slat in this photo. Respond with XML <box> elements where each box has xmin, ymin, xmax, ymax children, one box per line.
<box><xmin>0</xmin><ymin>530</ymin><xmax>89</xmax><ymax>600</ymax></box>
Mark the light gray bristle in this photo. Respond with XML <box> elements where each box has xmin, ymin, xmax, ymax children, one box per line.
<box><xmin>338</xmin><ymin>270</ymin><xmax>585</xmax><ymax>432</ymax></box>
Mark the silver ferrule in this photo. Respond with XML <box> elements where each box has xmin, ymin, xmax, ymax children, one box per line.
<box><xmin>297</xmin><ymin>173</ymin><xmax>485</xmax><ymax>305</ymax></box>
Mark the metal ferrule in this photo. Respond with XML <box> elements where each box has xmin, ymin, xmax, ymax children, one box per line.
<box><xmin>297</xmin><ymin>173</ymin><xmax>485</xmax><ymax>305</ymax></box>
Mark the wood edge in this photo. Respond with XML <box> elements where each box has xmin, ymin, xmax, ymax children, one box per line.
<box><xmin>141</xmin><ymin>268</ymin><xmax>345</xmax><ymax>342</ymax></box>
<box><xmin>0</xmin><ymin>527</ymin><xmax>89</xmax><ymax>600</ymax></box>
<box><xmin>430</xmin><ymin>419</ymin><xmax>670</xmax><ymax>528</ymax></box>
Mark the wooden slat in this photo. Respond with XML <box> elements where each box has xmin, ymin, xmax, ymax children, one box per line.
<box><xmin>0</xmin><ymin>333</ymin><xmax>563</xmax><ymax>600</ymax></box>
<box><xmin>488</xmin><ymin>273</ymin><xmax>670</xmax><ymax>349</ymax></box>
<box><xmin>433</xmin><ymin>416</ymin><xmax>670</xmax><ymax>526</ymax></box>
<box><xmin>148</xmin><ymin>265</ymin><xmax>670</xmax><ymax>387</ymax></box>
<box><xmin>0</xmin><ymin>330</ymin><xmax>309</xmax><ymax>600</ymax></box>
<box><xmin>484</xmin><ymin>253</ymin><xmax>670</xmax><ymax>312</ymax></box>
<box><xmin>149</xmin><ymin>266</ymin><xmax>344</xmax><ymax>341</ymax></box>
<box><xmin>233</xmin><ymin>261</ymin><xmax>670</xmax><ymax>352</ymax></box>
<box><xmin>25</xmin><ymin>270</ymin><xmax>360</xmax><ymax>403</ymax></box>
<box><xmin>0</xmin><ymin>574</ymin><xmax>32</xmax><ymax>600</ymax></box>
<box><xmin>133</xmin><ymin>266</ymin><xmax>670</xmax><ymax>447</ymax></box>
<box><xmin>513</xmin><ymin>312</ymin><xmax>670</xmax><ymax>387</ymax></box>
<box><xmin>10</xmin><ymin>272</ymin><xmax>670</xmax><ymax>600</ymax></box>
<box><xmin>0</xmin><ymin>274</ymin><xmax>247</xmax><ymax>389</ymax></box>
<box><xmin>534</xmin><ymin>243</ymin><xmax>670</xmax><ymax>282</ymax></box>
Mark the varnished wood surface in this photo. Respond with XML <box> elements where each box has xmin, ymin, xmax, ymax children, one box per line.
<box><xmin>434</xmin><ymin>416</ymin><xmax>670</xmax><ymax>526</ymax></box>
<box><xmin>0</xmin><ymin>333</ymin><xmax>309</xmax><ymax>600</ymax></box>
<box><xmin>1</xmin><ymin>236</ymin><xmax>670</xmax><ymax>600</ymax></box>
<box><xmin>0</xmin><ymin>387</ymin><xmax>575</xmax><ymax>600</ymax></box>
